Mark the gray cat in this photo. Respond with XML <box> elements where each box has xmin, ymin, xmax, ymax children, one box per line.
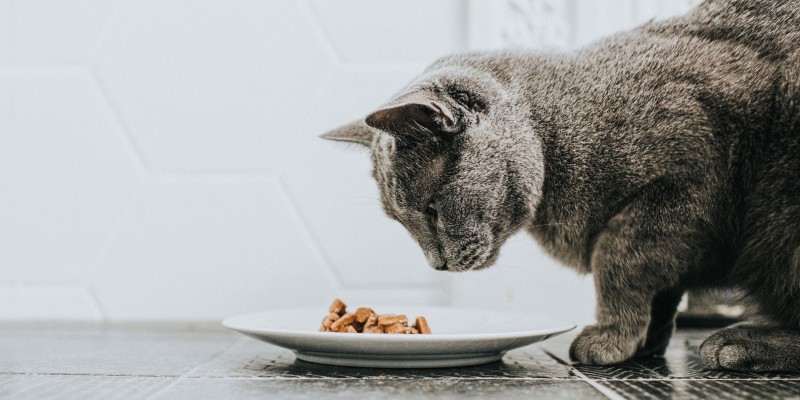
<box><xmin>322</xmin><ymin>0</ymin><xmax>800</xmax><ymax>372</ymax></box>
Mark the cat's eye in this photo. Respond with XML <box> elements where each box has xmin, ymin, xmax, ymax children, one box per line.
<box><xmin>424</xmin><ymin>198</ymin><xmax>438</xmax><ymax>222</ymax></box>
<box><xmin>447</xmin><ymin>87</ymin><xmax>485</xmax><ymax>112</ymax></box>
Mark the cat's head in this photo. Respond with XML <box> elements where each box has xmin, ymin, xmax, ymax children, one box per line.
<box><xmin>323</xmin><ymin>57</ymin><xmax>544</xmax><ymax>272</ymax></box>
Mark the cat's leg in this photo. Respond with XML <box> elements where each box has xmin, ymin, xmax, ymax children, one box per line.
<box><xmin>700</xmin><ymin>324</ymin><xmax>800</xmax><ymax>372</ymax></box>
<box><xmin>635</xmin><ymin>287</ymin><xmax>685</xmax><ymax>358</ymax></box>
<box><xmin>569</xmin><ymin>183</ymin><xmax>706</xmax><ymax>365</ymax></box>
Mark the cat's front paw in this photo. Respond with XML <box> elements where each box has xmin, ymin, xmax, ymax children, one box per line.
<box><xmin>569</xmin><ymin>325</ymin><xmax>639</xmax><ymax>365</ymax></box>
<box><xmin>699</xmin><ymin>329</ymin><xmax>756</xmax><ymax>371</ymax></box>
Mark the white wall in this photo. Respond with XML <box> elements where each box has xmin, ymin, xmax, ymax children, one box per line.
<box><xmin>0</xmin><ymin>0</ymin><xmax>695</xmax><ymax>323</ymax></box>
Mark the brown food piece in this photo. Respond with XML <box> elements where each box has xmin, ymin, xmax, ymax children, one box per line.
<box><xmin>414</xmin><ymin>316</ymin><xmax>431</xmax><ymax>334</ymax></box>
<box><xmin>354</xmin><ymin>307</ymin><xmax>374</xmax><ymax>323</ymax></box>
<box><xmin>329</xmin><ymin>298</ymin><xmax>347</xmax><ymax>315</ymax></box>
<box><xmin>377</xmin><ymin>314</ymin><xmax>408</xmax><ymax>327</ymax></box>
<box><xmin>363</xmin><ymin>326</ymin><xmax>384</xmax><ymax>334</ymax></box>
<box><xmin>384</xmin><ymin>322</ymin><xmax>407</xmax><ymax>334</ymax></box>
<box><xmin>345</xmin><ymin>326</ymin><xmax>357</xmax><ymax>333</ymax></box>
<box><xmin>364</xmin><ymin>314</ymin><xmax>378</xmax><ymax>329</ymax></box>
<box><xmin>321</xmin><ymin>315</ymin><xmax>333</xmax><ymax>329</ymax></box>
<box><xmin>329</xmin><ymin>312</ymin><xmax>355</xmax><ymax>332</ymax></box>
<box><xmin>328</xmin><ymin>312</ymin><xmax>340</xmax><ymax>321</ymax></box>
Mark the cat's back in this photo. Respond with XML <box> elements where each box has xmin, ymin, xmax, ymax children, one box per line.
<box><xmin>566</xmin><ymin>0</ymin><xmax>796</xmax><ymax>150</ymax></box>
<box><xmin>537</xmin><ymin>0</ymin><xmax>799</xmax><ymax>255</ymax></box>
<box><xmin>655</xmin><ymin>0</ymin><xmax>800</xmax><ymax>58</ymax></box>
<box><xmin>575</xmin><ymin>0</ymin><xmax>799</xmax><ymax>94</ymax></box>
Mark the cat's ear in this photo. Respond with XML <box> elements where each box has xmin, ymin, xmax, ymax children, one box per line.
<box><xmin>320</xmin><ymin>119</ymin><xmax>374</xmax><ymax>147</ymax></box>
<box><xmin>365</xmin><ymin>91</ymin><xmax>461</xmax><ymax>136</ymax></box>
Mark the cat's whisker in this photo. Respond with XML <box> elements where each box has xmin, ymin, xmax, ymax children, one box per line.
<box><xmin>485</xmin><ymin>220</ymin><xmax>582</xmax><ymax>250</ymax></box>
<box><xmin>526</xmin><ymin>222</ymin><xmax>582</xmax><ymax>230</ymax></box>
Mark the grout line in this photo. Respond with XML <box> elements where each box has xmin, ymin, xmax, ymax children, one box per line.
<box><xmin>297</xmin><ymin>0</ymin><xmax>344</xmax><ymax>68</ymax></box>
<box><xmin>569</xmin><ymin>368</ymin><xmax>628</xmax><ymax>400</ymax></box>
<box><xmin>271</xmin><ymin>176</ymin><xmax>343</xmax><ymax>291</ymax></box>
<box><xmin>85</xmin><ymin>286</ymin><xmax>108</xmax><ymax>323</ymax></box>
<box><xmin>148</xmin><ymin>173</ymin><xmax>274</xmax><ymax>183</ymax></box>
<box><xmin>270</xmin><ymin>176</ymin><xmax>447</xmax><ymax>293</ymax></box>
<box><xmin>89</xmin><ymin>180</ymin><xmax>146</xmax><ymax>266</ymax></box>
<box><xmin>85</xmin><ymin>0</ymin><xmax>130</xmax><ymax>66</ymax></box>
<box><xmin>142</xmin><ymin>338</ymin><xmax>245</xmax><ymax>400</ymax></box>
<box><xmin>0</xmin><ymin>65</ymin><xmax>88</xmax><ymax>76</ymax></box>
<box><xmin>334</xmin><ymin>62</ymin><xmax>427</xmax><ymax>72</ymax></box>
<box><xmin>88</xmin><ymin>66</ymin><xmax>152</xmax><ymax>174</ymax></box>
<box><xmin>32</xmin><ymin>372</ymin><xmax>86</xmax><ymax>398</ymax></box>
<box><xmin>542</xmin><ymin>349</ymin><xmax>569</xmax><ymax>366</ymax></box>
<box><xmin>110</xmin><ymin>375</ymin><xmax>168</xmax><ymax>400</ymax></box>
<box><xmin>272</xmin><ymin>68</ymin><xmax>334</xmax><ymax>176</ymax></box>
<box><xmin>84</xmin><ymin>178</ymin><xmax>148</xmax><ymax>320</ymax></box>
<box><xmin>335</xmin><ymin>64</ymin><xmax>425</xmax><ymax>73</ymax></box>
<box><xmin>0</xmin><ymin>372</ymin><xmax>176</xmax><ymax>378</ymax></box>
<box><xmin>544</xmin><ymin>350</ymin><xmax>626</xmax><ymax>400</ymax></box>
<box><xmin>458</xmin><ymin>0</ymin><xmax>471</xmax><ymax>51</ymax></box>
<box><xmin>2</xmin><ymin>1</ymin><xmax>14</xmax><ymax>63</ymax></box>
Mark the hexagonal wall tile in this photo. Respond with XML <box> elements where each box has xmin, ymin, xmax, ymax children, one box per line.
<box><xmin>92</xmin><ymin>180</ymin><xmax>336</xmax><ymax>320</ymax></box>
<box><xmin>282</xmin><ymin>68</ymin><xmax>445</xmax><ymax>288</ymax></box>
<box><xmin>0</xmin><ymin>0</ymin><xmax>122</xmax><ymax>64</ymax></box>
<box><xmin>308</xmin><ymin>0</ymin><xmax>467</xmax><ymax>65</ymax></box>
<box><xmin>0</xmin><ymin>72</ymin><xmax>141</xmax><ymax>284</ymax></box>
<box><xmin>94</xmin><ymin>0</ymin><xmax>333</xmax><ymax>173</ymax></box>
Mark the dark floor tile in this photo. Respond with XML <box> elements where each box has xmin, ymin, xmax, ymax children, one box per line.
<box><xmin>151</xmin><ymin>378</ymin><xmax>605</xmax><ymax>400</ymax></box>
<box><xmin>602</xmin><ymin>379</ymin><xmax>800</xmax><ymax>400</ymax></box>
<box><xmin>0</xmin><ymin>326</ymin><xmax>237</xmax><ymax>377</ymax></box>
<box><xmin>0</xmin><ymin>374</ymin><xmax>174</xmax><ymax>400</ymax></box>
<box><xmin>189</xmin><ymin>338</ymin><xmax>576</xmax><ymax>379</ymax></box>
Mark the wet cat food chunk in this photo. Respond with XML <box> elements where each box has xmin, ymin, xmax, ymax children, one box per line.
<box><xmin>329</xmin><ymin>298</ymin><xmax>347</xmax><ymax>316</ymax></box>
<box><xmin>377</xmin><ymin>314</ymin><xmax>408</xmax><ymax>327</ymax></box>
<box><xmin>330</xmin><ymin>312</ymin><xmax>355</xmax><ymax>332</ymax></box>
<box><xmin>384</xmin><ymin>322</ymin><xmax>408</xmax><ymax>334</ymax></box>
<box><xmin>354</xmin><ymin>307</ymin><xmax>374</xmax><ymax>323</ymax></box>
<box><xmin>318</xmin><ymin>299</ymin><xmax>431</xmax><ymax>334</ymax></box>
<box><xmin>414</xmin><ymin>317</ymin><xmax>431</xmax><ymax>334</ymax></box>
<box><xmin>363</xmin><ymin>326</ymin><xmax>385</xmax><ymax>334</ymax></box>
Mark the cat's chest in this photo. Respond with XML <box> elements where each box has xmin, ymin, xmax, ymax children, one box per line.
<box><xmin>527</xmin><ymin>213</ymin><xmax>594</xmax><ymax>273</ymax></box>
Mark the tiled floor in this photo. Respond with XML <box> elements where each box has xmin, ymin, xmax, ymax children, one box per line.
<box><xmin>1</xmin><ymin>324</ymin><xmax>798</xmax><ymax>399</ymax></box>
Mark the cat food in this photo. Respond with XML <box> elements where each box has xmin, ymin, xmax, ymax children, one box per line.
<box><xmin>319</xmin><ymin>298</ymin><xmax>431</xmax><ymax>334</ymax></box>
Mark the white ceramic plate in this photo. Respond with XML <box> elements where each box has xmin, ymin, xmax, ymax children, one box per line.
<box><xmin>223</xmin><ymin>306</ymin><xmax>575</xmax><ymax>368</ymax></box>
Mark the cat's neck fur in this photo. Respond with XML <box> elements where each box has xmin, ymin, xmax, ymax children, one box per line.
<box><xmin>491</xmin><ymin>54</ymin><xmax>608</xmax><ymax>270</ymax></box>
